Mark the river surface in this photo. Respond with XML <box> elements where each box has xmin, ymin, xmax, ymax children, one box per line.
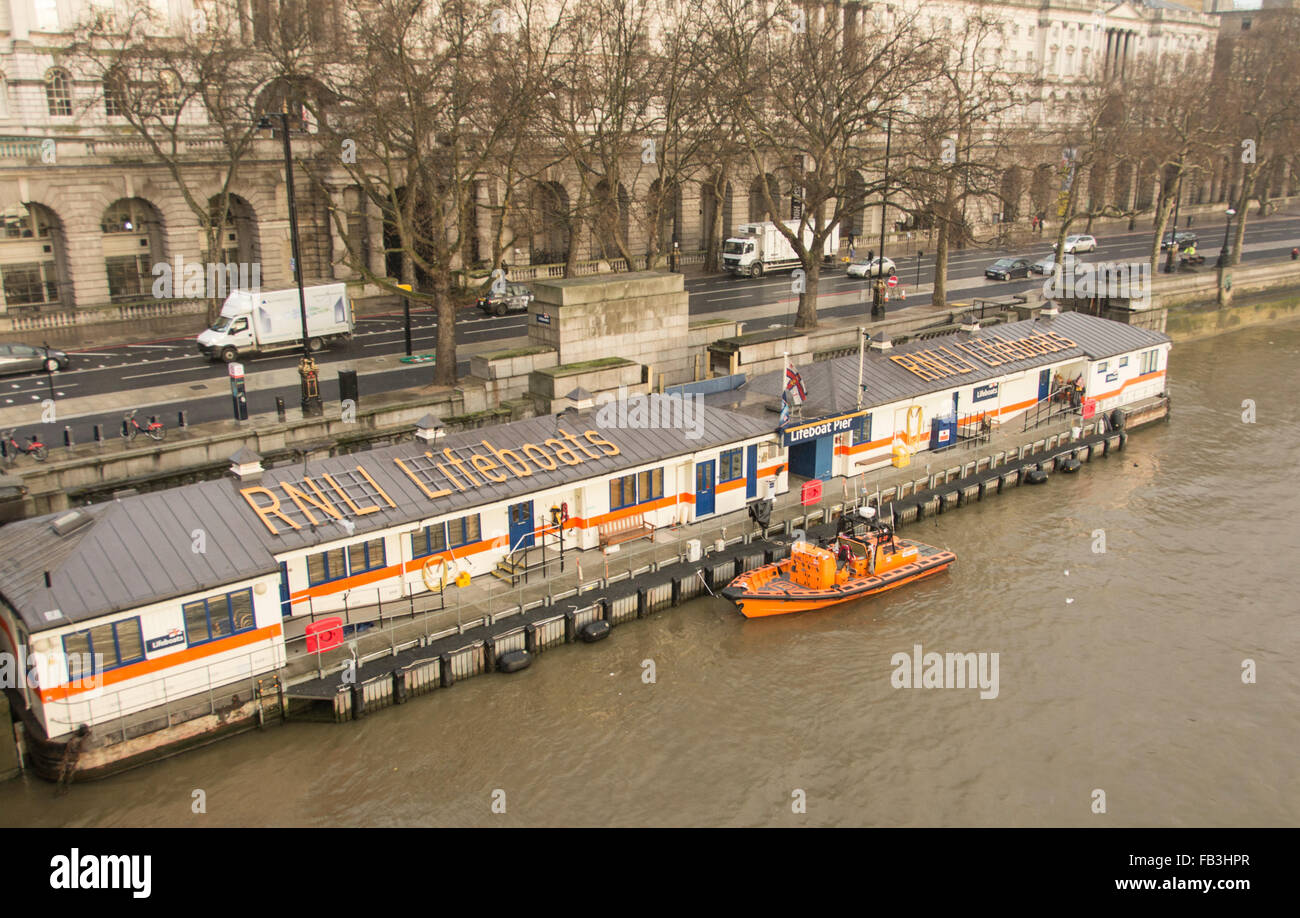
<box><xmin>2</xmin><ymin>322</ymin><xmax>1298</xmax><ymax>827</ymax></box>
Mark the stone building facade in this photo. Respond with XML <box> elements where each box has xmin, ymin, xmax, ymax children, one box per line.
<box><xmin>0</xmin><ymin>0</ymin><xmax>1289</xmax><ymax>319</ymax></box>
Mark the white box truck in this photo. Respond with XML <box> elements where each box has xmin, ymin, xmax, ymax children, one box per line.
<box><xmin>196</xmin><ymin>284</ymin><xmax>354</xmax><ymax>362</ymax></box>
<box><xmin>722</xmin><ymin>220</ymin><xmax>840</xmax><ymax>278</ymax></box>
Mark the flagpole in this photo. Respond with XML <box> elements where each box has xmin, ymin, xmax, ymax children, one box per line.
<box><xmin>856</xmin><ymin>327</ymin><xmax>866</xmax><ymax>410</ymax></box>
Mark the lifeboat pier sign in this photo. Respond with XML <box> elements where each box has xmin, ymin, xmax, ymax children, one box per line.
<box><xmin>782</xmin><ymin>410</ymin><xmax>867</xmax><ymax>446</ymax></box>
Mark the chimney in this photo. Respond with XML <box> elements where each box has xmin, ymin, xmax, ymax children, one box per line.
<box><xmin>414</xmin><ymin>413</ymin><xmax>445</xmax><ymax>444</ymax></box>
<box><xmin>563</xmin><ymin>387</ymin><xmax>595</xmax><ymax>411</ymax></box>
<box><xmin>959</xmin><ymin>314</ymin><xmax>981</xmax><ymax>333</ymax></box>
<box><xmin>228</xmin><ymin>447</ymin><xmax>264</xmax><ymax>480</ymax></box>
<box><xmin>1039</xmin><ymin>299</ymin><xmax>1060</xmax><ymax>317</ymax></box>
<box><xmin>867</xmin><ymin>332</ymin><xmax>893</xmax><ymax>352</ymax></box>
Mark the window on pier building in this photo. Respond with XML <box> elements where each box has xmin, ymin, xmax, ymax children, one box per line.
<box><xmin>610</xmin><ymin>474</ymin><xmax>637</xmax><ymax>511</ymax></box>
<box><xmin>1140</xmin><ymin>349</ymin><xmax>1160</xmax><ymax>375</ymax></box>
<box><xmin>719</xmin><ymin>448</ymin><xmax>744</xmax><ymax>482</ymax></box>
<box><xmin>184</xmin><ymin>589</ymin><xmax>256</xmax><ymax>646</ymax></box>
<box><xmin>347</xmin><ymin>538</ymin><xmax>387</xmax><ymax>574</ymax></box>
<box><xmin>63</xmin><ymin>617</ymin><xmax>145</xmax><ymax>679</ymax></box>
<box><xmin>307</xmin><ymin>547</ymin><xmax>348</xmax><ymax>586</ymax></box>
<box><xmin>446</xmin><ymin>514</ymin><xmax>481</xmax><ymax>549</ymax></box>
<box><xmin>638</xmin><ymin>468</ymin><xmax>664</xmax><ymax>502</ymax></box>
<box><xmin>850</xmin><ymin>414</ymin><xmax>873</xmax><ymax>447</ymax></box>
<box><xmin>410</xmin><ymin>523</ymin><xmax>448</xmax><ymax>559</ymax></box>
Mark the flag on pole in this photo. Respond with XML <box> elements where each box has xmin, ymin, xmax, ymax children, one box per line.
<box><xmin>785</xmin><ymin>361</ymin><xmax>806</xmax><ymax>402</ymax></box>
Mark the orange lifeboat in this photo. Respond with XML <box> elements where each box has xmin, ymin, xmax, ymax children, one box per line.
<box><xmin>721</xmin><ymin>527</ymin><xmax>955</xmax><ymax>618</ymax></box>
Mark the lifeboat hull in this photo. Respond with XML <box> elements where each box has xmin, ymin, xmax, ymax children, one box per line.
<box><xmin>722</xmin><ymin>543</ymin><xmax>955</xmax><ymax>618</ymax></box>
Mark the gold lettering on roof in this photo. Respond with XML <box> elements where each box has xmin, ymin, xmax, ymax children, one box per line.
<box><xmin>891</xmin><ymin>333</ymin><xmax>1078</xmax><ymax>381</ymax></box>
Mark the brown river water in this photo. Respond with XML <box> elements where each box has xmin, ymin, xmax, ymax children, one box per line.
<box><xmin>2</xmin><ymin>323</ymin><xmax>1298</xmax><ymax>827</ymax></box>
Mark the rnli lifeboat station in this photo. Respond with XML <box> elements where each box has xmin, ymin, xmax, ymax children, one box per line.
<box><xmin>0</xmin><ymin>310</ymin><xmax>1169</xmax><ymax>777</ymax></box>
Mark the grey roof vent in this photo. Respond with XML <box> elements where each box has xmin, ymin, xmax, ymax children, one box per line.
<box><xmin>415</xmin><ymin>413</ymin><xmax>445</xmax><ymax>443</ymax></box>
<box><xmin>868</xmin><ymin>333</ymin><xmax>893</xmax><ymax>352</ymax></box>
<box><xmin>51</xmin><ymin>510</ymin><xmax>94</xmax><ymax>537</ymax></box>
<box><xmin>564</xmin><ymin>387</ymin><xmax>595</xmax><ymax>410</ymax></box>
<box><xmin>1039</xmin><ymin>300</ymin><xmax>1060</xmax><ymax>317</ymax></box>
<box><xmin>959</xmin><ymin>314</ymin><xmax>980</xmax><ymax>333</ymax></box>
<box><xmin>229</xmin><ymin>447</ymin><xmax>264</xmax><ymax>480</ymax></box>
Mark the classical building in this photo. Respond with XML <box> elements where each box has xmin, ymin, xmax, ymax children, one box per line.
<box><xmin>0</xmin><ymin>0</ymin><xmax>1286</xmax><ymax>321</ymax></box>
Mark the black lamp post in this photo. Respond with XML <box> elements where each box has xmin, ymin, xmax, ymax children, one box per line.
<box><xmin>257</xmin><ymin>111</ymin><xmax>322</xmax><ymax>418</ymax></box>
<box><xmin>1216</xmin><ymin>207</ymin><xmax>1237</xmax><ymax>269</ymax></box>
<box><xmin>873</xmin><ymin>109</ymin><xmax>894</xmax><ymax>319</ymax></box>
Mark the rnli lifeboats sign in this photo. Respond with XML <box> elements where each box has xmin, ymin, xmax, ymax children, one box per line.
<box><xmin>972</xmin><ymin>383</ymin><xmax>999</xmax><ymax>402</ymax></box>
<box><xmin>891</xmin><ymin>332</ymin><xmax>1078</xmax><ymax>381</ymax></box>
<box><xmin>239</xmin><ymin>427</ymin><xmax>621</xmax><ymax>536</ymax></box>
<box><xmin>783</xmin><ymin>410</ymin><xmax>867</xmax><ymax>446</ymax></box>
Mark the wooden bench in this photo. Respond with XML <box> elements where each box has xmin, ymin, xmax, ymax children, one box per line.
<box><xmin>598</xmin><ymin>513</ymin><xmax>655</xmax><ymax>548</ymax></box>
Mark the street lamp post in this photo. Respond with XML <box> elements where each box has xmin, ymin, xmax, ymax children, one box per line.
<box><xmin>873</xmin><ymin>110</ymin><xmax>894</xmax><ymax>319</ymax></box>
<box><xmin>258</xmin><ymin>111</ymin><xmax>322</xmax><ymax>418</ymax></box>
<box><xmin>1216</xmin><ymin>207</ymin><xmax>1237</xmax><ymax>269</ymax></box>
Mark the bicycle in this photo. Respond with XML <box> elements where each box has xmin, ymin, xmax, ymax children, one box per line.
<box><xmin>122</xmin><ymin>410</ymin><xmax>166</xmax><ymax>442</ymax></box>
<box><xmin>0</xmin><ymin>428</ymin><xmax>49</xmax><ymax>462</ymax></box>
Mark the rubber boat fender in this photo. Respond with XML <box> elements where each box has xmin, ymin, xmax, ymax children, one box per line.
<box><xmin>1060</xmin><ymin>454</ymin><xmax>1082</xmax><ymax>473</ymax></box>
<box><xmin>1025</xmin><ymin>465</ymin><xmax>1049</xmax><ymax>484</ymax></box>
<box><xmin>497</xmin><ymin>649</ymin><xmax>532</xmax><ymax>673</ymax></box>
<box><xmin>1110</xmin><ymin>408</ymin><xmax>1126</xmax><ymax>431</ymax></box>
<box><xmin>580</xmin><ymin>620</ymin><xmax>611</xmax><ymax>643</ymax></box>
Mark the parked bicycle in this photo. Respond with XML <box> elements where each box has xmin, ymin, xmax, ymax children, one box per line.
<box><xmin>0</xmin><ymin>428</ymin><xmax>49</xmax><ymax>462</ymax></box>
<box><xmin>122</xmin><ymin>410</ymin><xmax>166</xmax><ymax>442</ymax></box>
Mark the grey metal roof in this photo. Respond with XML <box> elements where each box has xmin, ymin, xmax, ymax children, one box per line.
<box><xmin>0</xmin><ymin>396</ymin><xmax>773</xmax><ymax>632</ymax></box>
<box><xmin>710</xmin><ymin>311</ymin><xmax>1170</xmax><ymax>422</ymax></box>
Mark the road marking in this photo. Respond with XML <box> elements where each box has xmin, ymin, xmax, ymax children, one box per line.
<box><xmin>121</xmin><ymin>366</ymin><xmax>216</xmax><ymax>381</ymax></box>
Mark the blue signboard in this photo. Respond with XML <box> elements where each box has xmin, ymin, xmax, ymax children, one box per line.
<box><xmin>782</xmin><ymin>411</ymin><xmax>867</xmax><ymax>446</ymax></box>
<box><xmin>535</xmin><ymin>312</ymin><xmax>551</xmax><ymax>325</ymax></box>
<box><xmin>972</xmin><ymin>382</ymin><xmax>999</xmax><ymax>403</ymax></box>
<box><xmin>1105</xmin><ymin>372</ymin><xmax>1119</xmax><ymax>383</ymax></box>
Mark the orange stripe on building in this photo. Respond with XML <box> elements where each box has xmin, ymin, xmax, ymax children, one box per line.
<box><xmin>40</xmin><ymin>622</ymin><xmax>284</xmax><ymax>702</ymax></box>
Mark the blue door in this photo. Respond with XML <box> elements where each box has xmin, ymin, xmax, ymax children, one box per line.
<box><xmin>745</xmin><ymin>444</ymin><xmax>758</xmax><ymax>499</ymax></box>
<box><xmin>1038</xmin><ymin>368</ymin><xmax>1051</xmax><ymax>402</ymax></box>
<box><xmin>508</xmin><ymin>501</ymin><xmax>534</xmax><ymax>550</ymax></box>
<box><xmin>695</xmin><ymin>461</ymin><xmax>716</xmax><ymax>517</ymax></box>
<box><xmin>813</xmin><ymin>436</ymin><xmax>833</xmax><ymax>480</ymax></box>
<box><xmin>278</xmin><ymin>562</ymin><xmax>292</xmax><ymax>617</ymax></box>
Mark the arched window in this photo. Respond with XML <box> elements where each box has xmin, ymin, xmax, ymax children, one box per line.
<box><xmin>157</xmin><ymin>70</ymin><xmax>181</xmax><ymax>118</ymax></box>
<box><xmin>46</xmin><ymin>69</ymin><xmax>72</xmax><ymax>117</ymax></box>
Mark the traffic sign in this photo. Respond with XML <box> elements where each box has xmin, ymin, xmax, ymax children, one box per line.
<box><xmin>886</xmin><ymin>275</ymin><xmax>898</xmax><ymax>287</ymax></box>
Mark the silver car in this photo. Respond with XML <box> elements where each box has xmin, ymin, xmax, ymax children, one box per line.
<box><xmin>0</xmin><ymin>342</ymin><xmax>69</xmax><ymax>376</ymax></box>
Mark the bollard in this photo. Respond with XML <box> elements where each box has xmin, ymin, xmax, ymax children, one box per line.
<box><xmin>93</xmin><ymin>423</ymin><xmax>103</xmax><ymax>446</ymax></box>
<box><xmin>63</xmin><ymin>426</ymin><xmax>73</xmax><ymax>448</ymax></box>
<box><xmin>178</xmin><ymin>410</ymin><xmax>187</xmax><ymax>429</ymax></box>
<box><xmin>275</xmin><ymin>397</ymin><xmax>286</xmax><ymax>422</ymax></box>
<box><xmin>350</xmin><ymin>683</ymin><xmax>365</xmax><ymax>719</ymax></box>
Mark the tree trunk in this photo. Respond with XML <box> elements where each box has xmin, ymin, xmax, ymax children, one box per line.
<box><xmin>203</xmin><ymin>223</ymin><xmax>222</xmax><ymax>324</ymax></box>
<box><xmin>795</xmin><ymin>253</ymin><xmax>820</xmax><ymax>329</ymax></box>
<box><xmin>1150</xmin><ymin>191</ymin><xmax>1176</xmax><ymax>275</ymax></box>
<box><xmin>932</xmin><ymin>176</ymin><xmax>955</xmax><ymax>311</ymax></box>
<box><xmin>433</xmin><ymin>267</ymin><xmax>456</xmax><ymax>387</ymax></box>
<box><xmin>1231</xmin><ymin>171</ymin><xmax>1257</xmax><ymax>266</ymax></box>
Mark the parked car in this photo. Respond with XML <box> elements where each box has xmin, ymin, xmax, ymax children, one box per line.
<box><xmin>0</xmin><ymin>342</ymin><xmax>69</xmax><ymax>376</ymax></box>
<box><xmin>984</xmin><ymin>257</ymin><xmax>1034</xmax><ymax>280</ymax></box>
<box><xmin>1030</xmin><ymin>253</ymin><xmax>1087</xmax><ymax>276</ymax></box>
<box><xmin>476</xmin><ymin>281</ymin><xmax>534</xmax><ymax>316</ymax></box>
<box><xmin>846</xmin><ymin>256</ymin><xmax>896</xmax><ymax>278</ymax></box>
<box><xmin>1052</xmin><ymin>234</ymin><xmax>1098</xmax><ymax>254</ymax></box>
<box><xmin>1160</xmin><ymin>231</ymin><xmax>1198</xmax><ymax>251</ymax></box>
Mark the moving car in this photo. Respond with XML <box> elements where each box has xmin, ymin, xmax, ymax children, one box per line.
<box><xmin>1160</xmin><ymin>231</ymin><xmax>1197</xmax><ymax>251</ymax></box>
<box><xmin>846</xmin><ymin>256</ymin><xmax>897</xmax><ymax>278</ymax></box>
<box><xmin>1052</xmin><ymin>234</ymin><xmax>1098</xmax><ymax>254</ymax></box>
<box><xmin>984</xmin><ymin>256</ymin><xmax>1034</xmax><ymax>280</ymax></box>
<box><xmin>0</xmin><ymin>342</ymin><xmax>69</xmax><ymax>376</ymax></box>
<box><xmin>1030</xmin><ymin>253</ymin><xmax>1088</xmax><ymax>276</ymax></box>
<box><xmin>476</xmin><ymin>281</ymin><xmax>534</xmax><ymax>316</ymax></box>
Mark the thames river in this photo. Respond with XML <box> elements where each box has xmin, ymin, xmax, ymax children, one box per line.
<box><xmin>2</xmin><ymin>322</ymin><xmax>1297</xmax><ymax>827</ymax></box>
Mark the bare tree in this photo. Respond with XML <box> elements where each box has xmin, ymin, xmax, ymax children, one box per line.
<box><xmin>1213</xmin><ymin>10</ymin><xmax>1300</xmax><ymax>265</ymax></box>
<box><xmin>709</xmin><ymin>0</ymin><xmax>940</xmax><ymax>329</ymax></box>
<box><xmin>71</xmin><ymin>0</ymin><xmax>272</xmax><ymax>322</ymax></box>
